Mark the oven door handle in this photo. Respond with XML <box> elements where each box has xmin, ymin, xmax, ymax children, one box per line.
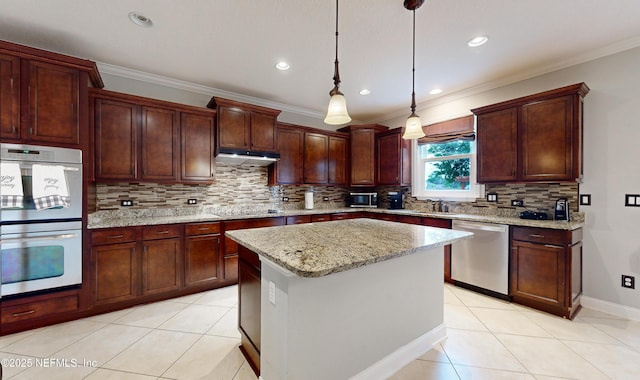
<box><xmin>0</xmin><ymin>233</ymin><xmax>78</xmax><ymax>244</ymax></box>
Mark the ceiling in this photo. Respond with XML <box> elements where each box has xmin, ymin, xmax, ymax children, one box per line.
<box><xmin>2</xmin><ymin>0</ymin><xmax>640</xmax><ymax>125</ymax></box>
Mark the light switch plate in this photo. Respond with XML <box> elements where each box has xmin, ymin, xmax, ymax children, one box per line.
<box><xmin>486</xmin><ymin>193</ymin><xmax>498</xmax><ymax>202</ymax></box>
<box><xmin>580</xmin><ymin>194</ymin><xmax>591</xmax><ymax>206</ymax></box>
<box><xmin>625</xmin><ymin>194</ymin><xmax>640</xmax><ymax>207</ymax></box>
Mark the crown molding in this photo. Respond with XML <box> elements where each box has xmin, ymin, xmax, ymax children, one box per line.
<box><xmin>96</xmin><ymin>62</ymin><xmax>325</xmax><ymax>119</ymax></box>
<box><xmin>374</xmin><ymin>35</ymin><xmax>640</xmax><ymax>125</ymax></box>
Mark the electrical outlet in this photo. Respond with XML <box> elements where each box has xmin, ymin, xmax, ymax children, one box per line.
<box><xmin>323</xmin><ymin>197</ymin><xmax>330</xmax><ymax>201</ymax></box>
<box><xmin>511</xmin><ymin>199</ymin><xmax>524</xmax><ymax>207</ymax></box>
<box><xmin>187</xmin><ymin>198</ymin><xmax>197</xmax><ymax>205</ymax></box>
<box><xmin>120</xmin><ymin>200</ymin><xmax>133</xmax><ymax>207</ymax></box>
<box><xmin>622</xmin><ymin>275</ymin><xmax>635</xmax><ymax>289</ymax></box>
<box><xmin>625</xmin><ymin>194</ymin><xmax>640</xmax><ymax>207</ymax></box>
<box><xmin>269</xmin><ymin>281</ymin><xmax>276</xmax><ymax>305</ymax></box>
<box><xmin>282</xmin><ymin>197</ymin><xmax>289</xmax><ymax>202</ymax></box>
<box><xmin>486</xmin><ymin>193</ymin><xmax>498</xmax><ymax>202</ymax></box>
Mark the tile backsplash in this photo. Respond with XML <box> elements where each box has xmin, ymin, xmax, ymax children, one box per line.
<box><xmin>94</xmin><ymin>164</ymin><xmax>579</xmax><ymax>218</ymax></box>
<box><xmin>95</xmin><ymin>164</ymin><xmax>350</xmax><ymax>213</ymax></box>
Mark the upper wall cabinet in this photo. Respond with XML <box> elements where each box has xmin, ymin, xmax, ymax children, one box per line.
<box><xmin>338</xmin><ymin>124</ymin><xmax>388</xmax><ymax>187</ymax></box>
<box><xmin>268</xmin><ymin>123</ymin><xmax>348</xmax><ymax>186</ymax></box>
<box><xmin>376</xmin><ymin>128</ymin><xmax>411</xmax><ymax>187</ymax></box>
<box><xmin>0</xmin><ymin>40</ymin><xmax>103</xmax><ymax>148</ymax></box>
<box><xmin>472</xmin><ymin>83</ymin><xmax>589</xmax><ymax>183</ymax></box>
<box><xmin>207</xmin><ymin>97</ymin><xmax>281</xmax><ymax>156</ymax></box>
<box><xmin>92</xmin><ymin>89</ymin><xmax>216</xmax><ymax>184</ymax></box>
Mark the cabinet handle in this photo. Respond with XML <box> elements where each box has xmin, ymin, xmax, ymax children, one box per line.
<box><xmin>197</xmin><ymin>227</ymin><xmax>210</xmax><ymax>231</ymax></box>
<box><xmin>107</xmin><ymin>234</ymin><xmax>125</xmax><ymax>239</ymax></box>
<box><xmin>12</xmin><ymin>309</ymin><xmax>36</xmax><ymax>318</ymax></box>
<box><xmin>529</xmin><ymin>234</ymin><xmax>545</xmax><ymax>238</ymax></box>
<box><xmin>156</xmin><ymin>230</ymin><xmax>170</xmax><ymax>234</ymax></box>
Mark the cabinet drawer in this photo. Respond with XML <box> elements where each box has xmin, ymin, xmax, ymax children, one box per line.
<box><xmin>142</xmin><ymin>224</ymin><xmax>182</xmax><ymax>240</ymax></box>
<box><xmin>512</xmin><ymin>226</ymin><xmax>566</xmax><ymax>246</ymax></box>
<box><xmin>91</xmin><ymin>228</ymin><xmax>138</xmax><ymax>245</ymax></box>
<box><xmin>423</xmin><ymin>218</ymin><xmax>452</xmax><ymax>229</ymax></box>
<box><xmin>286</xmin><ymin>215</ymin><xmax>311</xmax><ymax>225</ymax></box>
<box><xmin>1</xmin><ymin>295</ymin><xmax>79</xmax><ymax>324</ymax></box>
<box><xmin>311</xmin><ymin>214</ymin><xmax>331</xmax><ymax>223</ymax></box>
<box><xmin>185</xmin><ymin>222</ymin><xmax>221</xmax><ymax>236</ymax></box>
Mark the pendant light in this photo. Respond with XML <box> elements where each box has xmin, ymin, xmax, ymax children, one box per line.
<box><xmin>324</xmin><ymin>0</ymin><xmax>352</xmax><ymax>125</ymax></box>
<box><xmin>402</xmin><ymin>0</ymin><xmax>426</xmax><ymax>139</ymax></box>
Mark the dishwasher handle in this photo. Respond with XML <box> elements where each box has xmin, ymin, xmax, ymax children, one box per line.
<box><xmin>453</xmin><ymin>221</ymin><xmax>508</xmax><ymax>233</ymax></box>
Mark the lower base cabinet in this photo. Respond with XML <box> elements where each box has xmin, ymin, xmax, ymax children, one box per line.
<box><xmin>238</xmin><ymin>245</ymin><xmax>262</xmax><ymax>375</ymax></box>
<box><xmin>184</xmin><ymin>222</ymin><xmax>222</xmax><ymax>287</ymax></box>
<box><xmin>510</xmin><ymin>226</ymin><xmax>583</xmax><ymax>319</ymax></box>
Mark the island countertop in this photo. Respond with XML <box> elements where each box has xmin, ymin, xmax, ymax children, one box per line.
<box><xmin>225</xmin><ymin>218</ymin><xmax>473</xmax><ymax>278</ymax></box>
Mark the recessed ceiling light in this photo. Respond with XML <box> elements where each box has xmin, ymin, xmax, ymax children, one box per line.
<box><xmin>359</xmin><ymin>89</ymin><xmax>371</xmax><ymax>95</ymax></box>
<box><xmin>467</xmin><ymin>35</ymin><xmax>488</xmax><ymax>47</ymax></box>
<box><xmin>275</xmin><ymin>61</ymin><xmax>290</xmax><ymax>71</ymax></box>
<box><xmin>128</xmin><ymin>12</ymin><xmax>153</xmax><ymax>27</ymax></box>
<box><xmin>429</xmin><ymin>88</ymin><xmax>443</xmax><ymax>95</ymax></box>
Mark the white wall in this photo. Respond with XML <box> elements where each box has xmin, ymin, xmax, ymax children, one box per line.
<box><xmin>380</xmin><ymin>46</ymin><xmax>640</xmax><ymax>309</ymax></box>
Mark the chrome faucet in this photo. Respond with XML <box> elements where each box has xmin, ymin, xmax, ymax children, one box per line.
<box><xmin>438</xmin><ymin>200</ymin><xmax>443</xmax><ymax>212</ymax></box>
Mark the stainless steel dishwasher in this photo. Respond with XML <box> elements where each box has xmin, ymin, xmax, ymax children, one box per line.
<box><xmin>451</xmin><ymin>220</ymin><xmax>509</xmax><ymax>298</ymax></box>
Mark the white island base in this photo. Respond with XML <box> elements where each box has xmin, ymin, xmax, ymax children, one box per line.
<box><xmin>259</xmin><ymin>245</ymin><xmax>445</xmax><ymax>380</ymax></box>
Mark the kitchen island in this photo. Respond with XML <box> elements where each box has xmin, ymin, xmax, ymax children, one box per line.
<box><xmin>226</xmin><ymin>218</ymin><xmax>472</xmax><ymax>380</ymax></box>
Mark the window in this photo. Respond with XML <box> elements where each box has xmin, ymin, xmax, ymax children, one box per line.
<box><xmin>412</xmin><ymin>116</ymin><xmax>483</xmax><ymax>201</ymax></box>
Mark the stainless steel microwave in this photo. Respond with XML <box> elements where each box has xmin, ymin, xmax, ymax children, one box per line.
<box><xmin>349</xmin><ymin>192</ymin><xmax>378</xmax><ymax>208</ymax></box>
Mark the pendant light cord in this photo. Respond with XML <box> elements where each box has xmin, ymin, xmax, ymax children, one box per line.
<box><xmin>410</xmin><ymin>9</ymin><xmax>417</xmax><ymax>114</ymax></box>
<box><xmin>331</xmin><ymin>0</ymin><xmax>342</xmax><ymax>95</ymax></box>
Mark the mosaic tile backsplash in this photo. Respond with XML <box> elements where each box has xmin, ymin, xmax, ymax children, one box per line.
<box><xmin>94</xmin><ymin>164</ymin><xmax>579</xmax><ymax>219</ymax></box>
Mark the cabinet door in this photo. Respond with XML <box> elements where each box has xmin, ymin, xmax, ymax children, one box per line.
<box><xmin>377</xmin><ymin>132</ymin><xmax>401</xmax><ymax>185</ymax></box>
<box><xmin>141</xmin><ymin>106</ymin><xmax>178</xmax><ymax>181</ymax></box>
<box><xmin>272</xmin><ymin>126</ymin><xmax>304</xmax><ymax>184</ymax></box>
<box><xmin>238</xmin><ymin>245</ymin><xmax>262</xmax><ymax>372</ymax></box>
<box><xmin>476</xmin><ymin>108</ymin><xmax>518</xmax><ymax>183</ymax></box>
<box><xmin>218</xmin><ymin>106</ymin><xmax>250</xmax><ymax>150</ymax></box>
<box><xmin>142</xmin><ymin>238</ymin><xmax>182</xmax><ymax>295</ymax></box>
<box><xmin>510</xmin><ymin>240</ymin><xmax>566</xmax><ymax>307</ymax></box>
<box><xmin>250</xmin><ymin>112</ymin><xmax>277</xmax><ymax>152</ymax></box>
<box><xmin>521</xmin><ymin>96</ymin><xmax>574</xmax><ymax>181</ymax></box>
<box><xmin>328</xmin><ymin>136</ymin><xmax>348</xmax><ymax>185</ymax></box>
<box><xmin>94</xmin><ymin>98</ymin><xmax>138</xmax><ymax>180</ymax></box>
<box><xmin>350</xmin><ymin>128</ymin><xmax>376</xmax><ymax>186</ymax></box>
<box><xmin>180</xmin><ymin>112</ymin><xmax>215</xmax><ymax>183</ymax></box>
<box><xmin>26</xmin><ymin>60</ymin><xmax>80</xmax><ymax>144</ymax></box>
<box><xmin>0</xmin><ymin>53</ymin><xmax>20</xmax><ymax>140</ymax></box>
<box><xmin>304</xmin><ymin>132</ymin><xmax>328</xmax><ymax>184</ymax></box>
<box><xmin>184</xmin><ymin>234</ymin><xmax>220</xmax><ymax>287</ymax></box>
<box><xmin>91</xmin><ymin>242</ymin><xmax>139</xmax><ymax>305</ymax></box>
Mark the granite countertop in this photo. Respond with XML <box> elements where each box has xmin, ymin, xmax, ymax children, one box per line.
<box><xmin>87</xmin><ymin>207</ymin><xmax>583</xmax><ymax>230</ymax></box>
<box><xmin>225</xmin><ymin>218</ymin><xmax>473</xmax><ymax>278</ymax></box>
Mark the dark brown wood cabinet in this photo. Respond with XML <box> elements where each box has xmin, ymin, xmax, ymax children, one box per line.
<box><xmin>208</xmin><ymin>97</ymin><xmax>281</xmax><ymax>155</ymax></box>
<box><xmin>90</xmin><ymin>228</ymin><xmax>140</xmax><ymax>306</ymax></box>
<box><xmin>0</xmin><ymin>53</ymin><xmax>21</xmax><ymax>139</ymax></box>
<box><xmin>141</xmin><ymin>225</ymin><xmax>183</xmax><ymax>296</ymax></box>
<box><xmin>422</xmin><ymin>218</ymin><xmax>453</xmax><ymax>283</ymax></box>
<box><xmin>92</xmin><ymin>89</ymin><xmax>216</xmax><ymax>183</ymax></box>
<box><xmin>328</xmin><ymin>135</ymin><xmax>348</xmax><ymax>185</ymax></box>
<box><xmin>223</xmin><ymin>217</ymin><xmax>285</xmax><ymax>282</ymax></box>
<box><xmin>180</xmin><ymin>112</ymin><xmax>216</xmax><ymax>182</ymax></box>
<box><xmin>339</xmin><ymin>124</ymin><xmax>388</xmax><ymax>186</ymax></box>
<box><xmin>184</xmin><ymin>222</ymin><xmax>222</xmax><ymax>288</ymax></box>
<box><xmin>140</xmin><ymin>106</ymin><xmax>179</xmax><ymax>181</ymax></box>
<box><xmin>238</xmin><ymin>245</ymin><xmax>262</xmax><ymax>375</ymax></box>
<box><xmin>472</xmin><ymin>83</ymin><xmax>589</xmax><ymax>183</ymax></box>
<box><xmin>268</xmin><ymin>124</ymin><xmax>304</xmax><ymax>184</ymax></box>
<box><xmin>304</xmin><ymin>132</ymin><xmax>329</xmax><ymax>184</ymax></box>
<box><xmin>0</xmin><ymin>289</ymin><xmax>81</xmax><ymax>335</ymax></box>
<box><xmin>376</xmin><ymin>128</ymin><xmax>411</xmax><ymax>186</ymax></box>
<box><xmin>510</xmin><ymin>226</ymin><xmax>582</xmax><ymax>319</ymax></box>
<box><xmin>0</xmin><ymin>40</ymin><xmax>102</xmax><ymax>147</ymax></box>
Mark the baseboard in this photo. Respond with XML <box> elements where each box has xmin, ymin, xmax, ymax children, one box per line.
<box><xmin>580</xmin><ymin>296</ymin><xmax>640</xmax><ymax>321</ymax></box>
<box><xmin>349</xmin><ymin>324</ymin><xmax>447</xmax><ymax>380</ymax></box>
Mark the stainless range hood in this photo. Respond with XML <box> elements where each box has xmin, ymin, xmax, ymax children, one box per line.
<box><xmin>215</xmin><ymin>149</ymin><xmax>279</xmax><ymax>166</ymax></box>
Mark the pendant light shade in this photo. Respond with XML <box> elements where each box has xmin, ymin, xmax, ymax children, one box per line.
<box><xmin>402</xmin><ymin>0</ymin><xmax>425</xmax><ymax>140</ymax></box>
<box><xmin>324</xmin><ymin>92</ymin><xmax>351</xmax><ymax>125</ymax></box>
<box><xmin>324</xmin><ymin>0</ymin><xmax>352</xmax><ymax>125</ymax></box>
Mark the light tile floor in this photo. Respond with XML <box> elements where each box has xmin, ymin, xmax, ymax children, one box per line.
<box><xmin>1</xmin><ymin>284</ymin><xmax>639</xmax><ymax>379</ymax></box>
